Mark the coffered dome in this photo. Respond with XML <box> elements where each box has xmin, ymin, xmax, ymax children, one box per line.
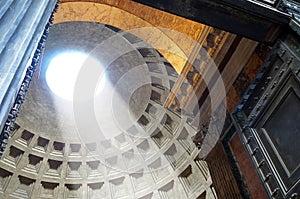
<box><xmin>0</xmin><ymin>22</ymin><xmax>216</xmax><ymax>199</ymax></box>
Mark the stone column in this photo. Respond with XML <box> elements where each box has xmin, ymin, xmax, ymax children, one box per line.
<box><xmin>0</xmin><ymin>0</ymin><xmax>60</xmax><ymax>157</ymax></box>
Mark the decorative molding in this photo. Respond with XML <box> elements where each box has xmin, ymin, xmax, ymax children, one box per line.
<box><xmin>164</xmin><ymin>27</ymin><xmax>230</xmax><ymax>114</ymax></box>
<box><xmin>232</xmin><ymin>35</ymin><xmax>300</xmax><ymax>198</ymax></box>
<box><xmin>279</xmin><ymin>0</ymin><xmax>300</xmax><ymax>22</ymax></box>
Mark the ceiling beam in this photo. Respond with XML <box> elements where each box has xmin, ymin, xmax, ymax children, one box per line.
<box><xmin>132</xmin><ymin>0</ymin><xmax>291</xmax><ymax>44</ymax></box>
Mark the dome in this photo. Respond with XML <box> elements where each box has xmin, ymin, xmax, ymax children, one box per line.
<box><xmin>0</xmin><ymin>22</ymin><xmax>215</xmax><ymax>199</ymax></box>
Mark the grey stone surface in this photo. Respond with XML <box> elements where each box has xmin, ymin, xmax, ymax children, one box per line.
<box><xmin>0</xmin><ymin>21</ymin><xmax>215</xmax><ymax>199</ymax></box>
<box><xmin>17</xmin><ymin>22</ymin><xmax>155</xmax><ymax>142</ymax></box>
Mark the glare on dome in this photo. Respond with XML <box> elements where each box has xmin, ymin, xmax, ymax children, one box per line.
<box><xmin>45</xmin><ymin>51</ymin><xmax>105</xmax><ymax>100</ymax></box>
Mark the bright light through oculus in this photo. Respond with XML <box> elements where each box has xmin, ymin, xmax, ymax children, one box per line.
<box><xmin>46</xmin><ymin>51</ymin><xmax>106</xmax><ymax>100</ymax></box>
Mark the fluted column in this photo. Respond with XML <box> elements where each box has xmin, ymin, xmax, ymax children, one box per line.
<box><xmin>0</xmin><ymin>0</ymin><xmax>60</xmax><ymax>157</ymax></box>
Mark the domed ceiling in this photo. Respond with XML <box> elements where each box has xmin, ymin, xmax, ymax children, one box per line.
<box><xmin>17</xmin><ymin>21</ymin><xmax>156</xmax><ymax>143</ymax></box>
<box><xmin>0</xmin><ymin>21</ymin><xmax>216</xmax><ymax>199</ymax></box>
